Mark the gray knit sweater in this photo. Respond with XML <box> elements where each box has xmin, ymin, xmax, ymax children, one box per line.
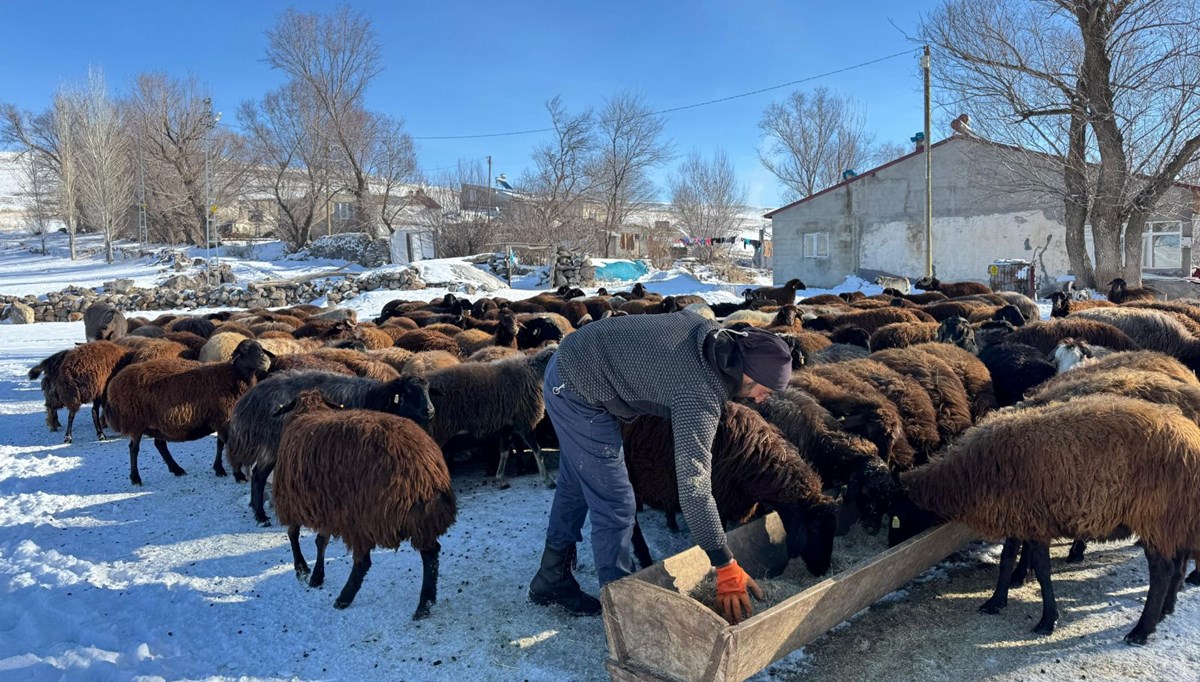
<box><xmin>555</xmin><ymin>310</ymin><xmax>740</xmax><ymax>566</ymax></box>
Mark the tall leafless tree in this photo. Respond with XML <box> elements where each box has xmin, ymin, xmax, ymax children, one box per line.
<box><xmin>2</xmin><ymin>92</ymin><xmax>84</xmax><ymax>259</ymax></box>
<box><xmin>515</xmin><ymin>97</ymin><xmax>598</xmax><ymax>249</ymax></box>
<box><xmin>758</xmin><ymin>87</ymin><xmax>878</xmax><ymax>201</ymax></box>
<box><xmin>361</xmin><ymin>112</ymin><xmax>418</xmax><ymax>236</ymax></box>
<box><xmin>591</xmin><ymin>89</ymin><xmax>673</xmax><ymax>257</ymax></box>
<box><xmin>17</xmin><ymin>150</ymin><xmax>57</xmax><ymax>254</ymax></box>
<box><xmin>126</xmin><ymin>73</ymin><xmax>252</xmax><ymax>246</ymax></box>
<box><xmin>266</xmin><ymin>5</ymin><xmax>384</xmax><ymax>237</ymax></box>
<box><xmin>239</xmin><ymin>84</ymin><xmax>339</xmax><ymax>250</ymax></box>
<box><xmin>922</xmin><ymin>0</ymin><xmax>1200</xmax><ymax>287</ymax></box>
<box><xmin>669</xmin><ymin>148</ymin><xmax>749</xmax><ymax>262</ymax></box>
<box><xmin>75</xmin><ymin>68</ymin><xmax>135</xmax><ymax>263</ymax></box>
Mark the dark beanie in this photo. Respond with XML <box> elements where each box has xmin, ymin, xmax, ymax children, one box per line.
<box><xmin>733</xmin><ymin>328</ymin><xmax>792</xmax><ymax>391</ymax></box>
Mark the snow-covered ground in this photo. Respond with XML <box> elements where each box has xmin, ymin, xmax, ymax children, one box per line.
<box><xmin>2</xmin><ymin>235</ymin><xmax>1193</xmax><ymax>681</ymax></box>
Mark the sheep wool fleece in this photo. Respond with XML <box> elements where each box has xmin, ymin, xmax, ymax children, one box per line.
<box><xmin>553</xmin><ymin>310</ymin><xmax>740</xmax><ymax>568</ymax></box>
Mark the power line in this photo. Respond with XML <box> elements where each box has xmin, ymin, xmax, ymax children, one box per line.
<box><xmin>412</xmin><ymin>47</ymin><xmax>920</xmax><ymax>140</ymax></box>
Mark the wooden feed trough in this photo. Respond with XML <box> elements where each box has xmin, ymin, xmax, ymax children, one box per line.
<box><xmin>602</xmin><ymin>517</ymin><xmax>975</xmax><ymax>682</ymax></box>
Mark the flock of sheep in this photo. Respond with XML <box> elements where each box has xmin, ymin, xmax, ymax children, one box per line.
<box><xmin>21</xmin><ymin>272</ymin><xmax>1200</xmax><ymax>649</ymax></box>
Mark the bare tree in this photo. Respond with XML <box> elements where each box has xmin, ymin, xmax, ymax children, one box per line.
<box><xmin>669</xmin><ymin>149</ymin><xmax>749</xmax><ymax>262</ymax></box>
<box><xmin>591</xmin><ymin>89</ymin><xmax>673</xmax><ymax>256</ymax></box>
<box><xmin>75</xmin><ymin>68</ymin><xmax>135</xmax><ymax>263</ymax></box>
<box><xmin>515</xmin><ymin>97</ymin><xmax>597</xmax><ymax>249</ymax></box>
<box><xmin>239</xmin><ymin>84</ymin><xmax>338</xmax><ymax>250</ymax></box>
<box><xmin>17</xmin><ymin>151</ymin><xmax>57</xmax><ymax>254</ymax></box>
<box><xmin>2</xmin><ymin>93</ymin><xmax>83</xmax><ymax>259</ymax></box>
<box><xmin>419</xmin><ymin>160</ymin><xmax>498</xmax><ymax>258</ymax></box>
<box><xmin>53</xmin><ymin>88</ymin><xmax>83</xmax><ymax>261</ymax></box>
<box><xmin>363</xmin><ymin>112</ymin><xmax>418</xmax><ymax>235</ymax></box>
<box><xmin>758</xmin><ymin>87</ymin><xmax>877</xmax><ymax>200</ymax></box>
<box><xmin>126</xmin><ymin>73</ymin><xmax>252</xmax><ymax>246</ymax></box>
<box><xmin>922</xmin><ymin>0</ymin><xmax>1200</xmax><ymax>287</ymax></box>
<box><xmin>266</xmin><ymin>5</ymin><xmax>384</xmax><ymax>237</ymax></box>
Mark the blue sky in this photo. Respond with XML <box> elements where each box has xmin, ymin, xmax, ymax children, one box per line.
<box><xmin>0</xmin><ymin>0</ymin><xmax>944</xmax><ymax>209</ymax></box>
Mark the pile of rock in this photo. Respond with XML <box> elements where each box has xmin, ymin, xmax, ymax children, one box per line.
<box><xmin>304</xmin><ymin>233</ymin><xmax>392</xmax><ymax>268</ymax></box>
<box><xmin>551</xmin><ymin>248</ymin><xmax>595</xmax><ymax>288</ymax></box>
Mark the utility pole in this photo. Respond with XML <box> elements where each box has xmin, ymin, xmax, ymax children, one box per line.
<box><xmin>203</xmin><ymin>97</ymin><xmax>222</xmax><ymax>287</ymax></box>
<box><xmin>204</xmin><ymin>97</ymin><xmax>213</xmax><ymax>287</ymax></box>
<box><xmin>922</xmin><ymin>45</ymin><xmax>933</xmax><ymax>278</ymax></box>
<box><xmin>137</xmin><ymin>128</ymin><xmax>147</xmax><ymax>250</ymax></box>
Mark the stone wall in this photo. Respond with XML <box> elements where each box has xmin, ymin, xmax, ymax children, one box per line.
<box><xmin>0</xmin><ymin>266</ymin><xmax>429</xmax><ymax>323</ymax></box>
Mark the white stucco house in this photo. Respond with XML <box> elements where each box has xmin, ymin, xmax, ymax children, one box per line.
<box><xmin>765</xmin><ymin>133</ymin><xmax>1200</xmax><ymax>288</ymax></box>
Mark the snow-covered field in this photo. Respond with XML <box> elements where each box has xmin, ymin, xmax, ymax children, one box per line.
<box><xmin>0</xmin><ymin>235</ymin><xmax>1195</xmax><ymax>681</ymax></box>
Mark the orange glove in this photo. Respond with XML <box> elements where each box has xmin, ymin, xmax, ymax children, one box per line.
<box><xmin>714</xmin><ymin>559</ymin><xmax>764</xmax><ymax>624</ymax></box>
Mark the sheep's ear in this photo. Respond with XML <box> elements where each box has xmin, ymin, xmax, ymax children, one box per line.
<box><xmin>262</xmin><ymin>348</ymin><xmax>277</xmax><ymax>360</ymax></box>
<box><xmin>272</xmin><ymin>398</ymin><xmax>299</xmax><ymax>417</ymax></box>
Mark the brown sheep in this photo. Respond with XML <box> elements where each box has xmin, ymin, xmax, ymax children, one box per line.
<box><xmin>381</xmin><ymin>316</ymin><xmax>419</xmax><ymax>331</ymax></box>
<box><xmin>913</xmin><ymin>276</ymin><xmax>992</xmax><ymax>298</ymax></box>
<box><xmin>249</xmin><ymin>322</ymin><xmax>296</xmax><ymax>336</ymax></box>
<box><xmin>273</xmin><ymin>389</ymin><xmax>455</xmax><ymax>616</ymax></box>
<box><xmin>1030</xmin><ymin>350</ymin><xmax>1198</xmax><ymax>395</ymax></box>
<box><xmin>906</xmin><ymin>342</ymin><xmax>997</xmax><ymax>419</ymax></box>
<box><xmin>1020</xmin><ymin>367</ymin><xmax>1200</xmax><ymax>420</ymax></box>
<box><xmin>619</xmin><ymin>296</ymin><xmax>680</xmax><ymax>315</ymax></box>
<box><xmin>828</xmin><ymin>359</ymin><xmax>942</xmax><ymax>462</ymax></box>
<box><xmin>621</xmin><ymin>402</ymin><xmax>838</xmax><ymax>575</ymax></box>
<box><xmin>1107</xmin><ymin>277</ymin><xmax>1160</xmax><ymax>304</ymax></box>
<box><xmin>425</xmin><ymin>346</ymin><xmax>556</xmax><ymax>487</ymax></box>
<box><xmin>744</xmin><ymin>278</ymin><xmax>806</xmax><ymax>305</ymax></box>
<box><xmin>754</xmin><ymin>388</ymin><xmax>892</xmax><ymax>532</ymax></box>
<box><xmin>898</xmin><ymin>396</ymin><xmax>1200</xmax><ymax>645</ymax></box>
<box><xmin>310</xmin><ymin>348</ymin><xmax>402</xmax><ymax>381</ymax></box>
<box><xmin>402</xmin><ymin>350</ymin><xmax>461</xmax><ymax>377</ymax></box>
<box><xmin>213</xmin><ymin>322</ymin><xmax>256</xmax><ymax>338</ymax></box>
<box><xmin>1008</xmin><ymin>318</ymin><xmax>1140</xmax><ymax>355</ymax></box>
<box><xmin>293</xmin><ymin>318</ymin><xmax>360</xmax><ymax>341</ymax></box>
<box><xmin>355</xmin><ymin>325</ymin><xmax>397</xmax><ymax>351</ymax></box>
<box><xmin>425</xmin><ymin>322</ymin><xmax>466</xmax><ymax>337</ymax></box>
<box><xmin>918</xmin><ymin>300</ymin><xmax>993</xmax><ymax>322</ymax></box>
<box><xmin>104</xmin><ymin>340</ymin><xmax>274</xmax><ymax>485</ymax></box>
<box><xmin>29</xmin><ymin>341</ymin><xmax>127</xmax><ymax>443</ymax></box>
<box><xmin>267</xmin><ymin>354</ymin><xmax>357</xmax><ymax>377</ymax></box>
<box><xmin>795</xmin><ymin>364</ymin><xmax>917</xmax><ymax>470</ymax></box>
<box><xmin>454</xmin><ymin>310</ymin><xmax>520</xmax><ymax>356</ymax></box>
<box><xmin>366</xmin><ymin>347</ymin><xmax>415</xmax><ymax>373</ymax></box>
<box><xmin>869</xmin><ymin>322</ymin><xmax>938</xmax><ymax>351</ymax></box>
<box><xmin>1124</xmin><ymin>301</ymin><xmax>1200</xmax><ymax>328</ymax></box>
<box><xmin>799</xmin><ymin>294</ymin><xmax>847</xmax><ymax>306</ymax></box>
<box><xmin>1071</xmin><ymin>307</ymin><xmax>1200</xmax><ymax>370</ymax></box>
<box><xmin>805</xmin><ymin>308</ymin><xmax>931</xmax><ymax>335</ymax></box>
<box><xmin>868</xmin><ymin>347</ymin><xmax>974</xmax><ymax>445</ymax></box>
<box><xmin>1048</xmin><ymin>291</ymin><xmax>1116</xmax><ymax>318</ymax></box>
<box><xmin>888</xmin><ymin>290</ymin><xmax>949</xmax><ymax>305</ymax></box>
<box><xmin>164</xmin><ymin>331</ymin><xmax>208</xmax><ymax>356</ymax></box>
<box><xmin>394</xmin><ymin>329</ymin><xmax>462</xmax><ymax>356</ymax></box>
<box><xmin>466</xmin><ymin>346</ymin><xmax>524</xmax><ymax>362</ymax></box>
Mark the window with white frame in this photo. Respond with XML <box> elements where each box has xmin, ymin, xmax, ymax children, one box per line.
<box><xmin>334</xmin><ymin>202</ymin><xmax>354</xmax><ymax>221</ymax></box>
<box><xmin>1145</xmin><ymin>221</ymin><xmax>1182</xmax><ymax>269</ymax></box>
<box><xmin>803</xmin><ymin>232</ymin><xmax>829</xmax><ymax>259</ymax></box>
<box><xmin>1083</xmin><ymin>221</ymin><xmax>1182</xmax><ymax>270</ymax></box>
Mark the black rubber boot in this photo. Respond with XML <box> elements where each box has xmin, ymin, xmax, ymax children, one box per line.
<box><xmin>529</xmin><ymin>543</ymin><xmax>602</xmax><ymax>616</ymax></box>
